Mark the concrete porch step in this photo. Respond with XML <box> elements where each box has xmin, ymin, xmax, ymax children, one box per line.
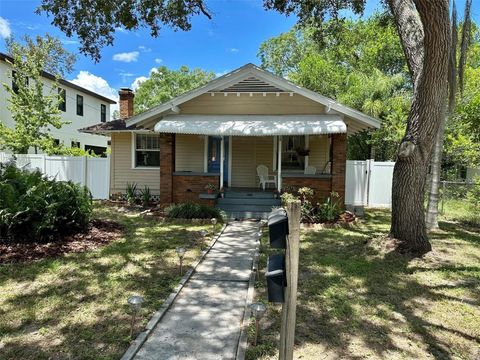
<box><xmin>217</xmin><ymin>197</ymin><xmax>281</xmax><ymax>206</ymax></box>
<box><xmin>223</xmin><ymin>211</ymin><xmax>271</xmax><ymax>220</ymax></box>
<box><xmin>217</xmin><ymin>204</ymin><xmax>279</xmax><ymax>213</ymax></box>
<box><xmin>224</xmin><ymin>189</ymin><xmax>275</xmax><ymax>199</ymax></box>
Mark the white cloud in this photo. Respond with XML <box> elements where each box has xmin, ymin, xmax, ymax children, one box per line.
<box><xmin>138</xmin><ymin>45</ymin><xmax>151</xmax><ymax>53</ymax></box>
<box><xmin>131</xmin><ymin>67</ymin><xmax>158</xmax><ymax>90</ymax></box>
<box><xmin>0</xmin><ymin>17</ymin><xmax>12</xmax><ymax>39</ymax></box>
<box><xmin>215</xmin><ymin>70</ymin><xmax>229</xmax><ymax>78</ymax></box>
<box><xmin>228</xmin><ymin>48</ymin><xmax>239</xmax><ymax>53</ymax></box>
<box><xmin>70</xmin><ymin>71</ymin><xmax>119</xmax><ymax>117</ymax></box>
<box><xmin>131</xmin><ymin>76</ymin><xmax>148</xmax><ymax>91</ymax></box>
<box><xmin>155</xmin><ymin>58</ymin><xmax>163</xmax><ymax>64</ymax></box>
<box><xmin>115</xmin><ymin>27</ymin><xmax>127</xmax><ymax>33</ymax></box>
<box><xmin>112</xmin><ymin>51</ymin><xmax>139</xmax><ymax>63</ymax></box>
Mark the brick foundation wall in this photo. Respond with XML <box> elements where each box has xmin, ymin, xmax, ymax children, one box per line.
<box><xmin>159</xmin><ymin>134</ymin><xmax>174</xmax><ymax>205</ymax></box>
<box><xmin>282</xmin><ymin>177</ymin><xmax>332</xmax><ymax>203</ymax></box>
<box><xmin>173</xmin><ymin>175</ymin><xmax>219</xmax><ymax>206</ymax></box>
<box><xmin>331</xmin><ymin>133</ymin><xmax>347</xmax><ymax>205</ymax></box>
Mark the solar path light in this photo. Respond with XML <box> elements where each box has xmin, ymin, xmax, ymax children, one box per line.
<box><xmin>176</xmin><ymin>246</ymin><xmax>186</xmax><ymax>275</ymax></box>
<box><xmin>250</xmin><ymin>302</ymin><xmax>267</xmax><ymax>346</ymax></box>
<box><xmin>127</xmin><ymin>295</ymin><xmax>145</xmax><ymax>338</ymax></box>
<box><xmin>211</xmin><ymin>217</ymin><xmax>217</xmax><ymax>234</ymax></box>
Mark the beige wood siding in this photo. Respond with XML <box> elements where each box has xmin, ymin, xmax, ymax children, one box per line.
<box><xmin>180</xmin><ymin>93</ymin><xmax>326</xmax><ymax>115</ymax></box>
<box><xmin>309</xmin><ymin>135</ymin><xmax>329</xmax><ymax>173</ymax></box>
<box><xmin>110</xmin><ymin>133</ymin><xmax>160</xmax><ymax>195</ymax></box>
<box><xmin>175</xmin><ymin>134</ymin><xmax>204</xmax><ymax>172</ymax></box>
<box><xmin>231</xmin><ymin>137</ymin><xmax>256</xmax><ymax>187</ymax></box>
<box><xmin>231</xmin><ymin>136</ymin><xmax>274</xmax><ymax>188</ymax></box>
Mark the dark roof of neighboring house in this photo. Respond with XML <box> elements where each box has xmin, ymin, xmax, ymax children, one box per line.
<box><xmin>78</xmin><ymin>119</ymin><xmax>134</xmax><ymax>134</ymax></box>
<box><xmin>0</xmin><ymin>52</ymin><xmax>116</xmax><ymax>104</ymax></box>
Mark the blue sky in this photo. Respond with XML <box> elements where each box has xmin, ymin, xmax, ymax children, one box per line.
<box><xmin>0</xmin><ymin>0</ymin><xmax>478</xmax><ymax>109</ymax></box>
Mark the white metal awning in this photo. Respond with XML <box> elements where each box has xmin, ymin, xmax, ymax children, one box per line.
<box><xmin>154</xmin><ymin>115</ymin><xmax>347</xmax><ymax>136</ymax></box>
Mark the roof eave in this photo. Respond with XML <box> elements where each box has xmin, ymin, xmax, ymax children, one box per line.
<box><xmin>125</xmin><ymin>63</ymin><xmax>381</xmax><ymax>130</ymax></box>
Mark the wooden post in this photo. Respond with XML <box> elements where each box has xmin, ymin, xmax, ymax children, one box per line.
<box><xmin>279</xmin><ymin>200</ymin><xmax>301</xmax><ymax>360</ymax></box>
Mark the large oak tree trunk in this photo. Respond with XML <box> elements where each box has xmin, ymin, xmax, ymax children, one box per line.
<box><xmin>389</xmin><ymin>0</ymin><xmax>450</xmax><ymax>255</ymax></box>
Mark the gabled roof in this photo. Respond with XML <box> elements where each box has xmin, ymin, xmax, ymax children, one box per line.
<box><xmin>0</xmin><ymin>52</ymin><xmax>116</xmax><ymax>104</ymax></box>
<box><xmin>125</xmin><ymin>63</ymin><xmax>380</xmax><ymax>130</ymax></box>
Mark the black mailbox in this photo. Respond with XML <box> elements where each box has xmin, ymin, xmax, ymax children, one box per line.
<box><xmin>268</xmin><ymin>209</ymin><xmax>288</xmax><ymax>249</ymax></box>
<box><xmin>266</xmin><ymin>254</ymin><xmax>286</xmax><ymax>303</ymax></box>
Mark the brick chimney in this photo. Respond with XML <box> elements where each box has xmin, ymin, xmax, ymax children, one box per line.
<box><xmin>119</xmin><ymin>88</ymin><xmax>134</xmax><ymax>119</ymax></box>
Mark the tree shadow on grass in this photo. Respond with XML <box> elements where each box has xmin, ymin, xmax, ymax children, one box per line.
<box><xmin>0</xmin><ymin>211</ymin><xmax>211</xmax><ymax>360</ymax></box>
<box><xmin>252</xmin><ymin>210</ymin><xmax>480</xmax><ymax>360</ymax></box>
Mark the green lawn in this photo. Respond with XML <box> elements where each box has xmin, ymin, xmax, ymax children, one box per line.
<box><xmin>441</xmin><ymin>198</ymin><xmax>480</xmax><ymax>227</ymax></box>
<box><xmin>247</xmin><ymin>209</ymin><xmax>480</xmax><ymax>359</ymax></box>
<box><xmin>0</xmin><ymin>204</ymin><xmax>213</xmax><ymax>359</ymax></box>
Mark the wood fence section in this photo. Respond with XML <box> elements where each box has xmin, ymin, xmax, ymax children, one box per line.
<box><xmin>0</xmin><ymin>152</ymin><xmax>110</xmax><ymax>199</ymax></box>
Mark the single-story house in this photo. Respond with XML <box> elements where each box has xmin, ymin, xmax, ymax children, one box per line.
<box><xmin>80</xmin><ymin>64</ymin><xmax>380</xmax><ymax>215</ymax></box>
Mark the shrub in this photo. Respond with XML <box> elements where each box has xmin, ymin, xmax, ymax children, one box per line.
<box><xmin>139</xmin><ymin>186</ymin><xmax>151</xmax><ymax>207</ymax></box>
<box><xmin>0</xmin><ymin>161</ymin><xmax>92</xmax><ymax>243</ymax></box>
<box><xmin>164</xmin><ymin>202</ymin><xmax>223</xmax><ymax>222</ymax></box>
<box><xmin>317</xmin><ymin>192</ymin><xmax>342</xmax><ymax>222</ymax></box>
<box><xmin>280</xmin><ymin>189</ymin><xmax>342</xmax><ymax>223</ymax></box>
<box><xmin>126</xmin><ymin>182</ymin><xmax>137</xmax><ymax>206</ymax></box>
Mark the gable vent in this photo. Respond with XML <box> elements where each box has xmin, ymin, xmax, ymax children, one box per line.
<box><xmin>214</xmin><ymin>76</ymin><xmax>285</xmax><ymax>93</ymax></box>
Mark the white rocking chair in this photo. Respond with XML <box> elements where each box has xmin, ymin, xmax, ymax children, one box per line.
<box><xmin>256</xmin><ymin>165</ymin><xmax>277</xmax><ymax>191</ymax></box>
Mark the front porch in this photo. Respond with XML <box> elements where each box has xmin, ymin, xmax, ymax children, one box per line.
<box><xmin>159</xmin><ymin>131</ymin><xmax>347</xmax><ymax>214</ymax></box>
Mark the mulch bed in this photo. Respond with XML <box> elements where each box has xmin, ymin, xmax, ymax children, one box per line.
<box><xmin>0</xmin><ymin>219</ymin><xmax>124</xmax><ymax>264</ymax></box>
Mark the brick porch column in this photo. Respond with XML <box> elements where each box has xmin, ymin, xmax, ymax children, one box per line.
<box><xmin>160</xmin><ymin>133</ymin><xmax>175</xmax><ymax>205</ymax></box>
<box><xmin>331</xmin><ymin>133</ymin><xmax>347</xmax><ymax>206</ymax></box>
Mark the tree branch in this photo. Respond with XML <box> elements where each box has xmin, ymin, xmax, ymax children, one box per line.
<box><xmin>387</xmin><ymin>0</ymin><xmax>424</xmax><ymax>87</ymax></box>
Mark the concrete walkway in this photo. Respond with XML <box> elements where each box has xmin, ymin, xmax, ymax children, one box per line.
<box><xmin>134</xmin><ymin>221</ymin><xmax>258</xmax><ymax>360</ymax></box>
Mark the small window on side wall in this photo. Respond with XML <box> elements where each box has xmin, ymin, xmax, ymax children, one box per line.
<box><xmin>58</xmin><ymin>88</ymin><xmax>66</xmax><ymax>111</ymax></box>
<box><xmin>135</xmin><ymin>134</ymin><xmax>160</xmax><ymax>167</ymax></box>
<box><xmin>76</xmin><ymin>95</ymin><xmax>84</xmax><ymax>116</ymax></box>
<box><xmin>100</xmin><ymin>104</ymin><xmax>106</xmax><ymax>122</ymax></box>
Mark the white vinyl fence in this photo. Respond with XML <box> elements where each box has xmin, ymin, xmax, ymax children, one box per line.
<box><xmin>345</xmin><ymin>160</ymin><xmax>395</xmax><ymax>208</ymax></box>
<box><xmin>0</xmin><ymin>152</ymin><xmax>110</xmax><ymax>199</ymax></box>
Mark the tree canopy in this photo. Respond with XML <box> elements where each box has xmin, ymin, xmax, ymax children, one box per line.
<box><xmin>259</xmin><ymin>16</ymin><xmax>409</xmax><ymax>161</ymax></box>
<box><xmin>133</xmin><ymin>65</ymin><xmax>215</xmax><ymax>114</ymax></box>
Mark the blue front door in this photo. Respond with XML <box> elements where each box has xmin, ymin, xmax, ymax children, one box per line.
<box><xmin>207</xmin><ymin>136</ymin><xmax>229</xmax><ymax>186</ymax></box>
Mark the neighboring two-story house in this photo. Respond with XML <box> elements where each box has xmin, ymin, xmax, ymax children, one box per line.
<box><xmin>0</xmin><ymin>52</ymin><xmax>116</xmax><ymax>155</ymax></box>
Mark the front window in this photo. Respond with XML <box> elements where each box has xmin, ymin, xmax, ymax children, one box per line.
<box><xmin>282</xmin><ymin>135</ymin><xmax>306</xmax><ymax>170</ymax></box>
<box><xmin>135</xmin><ymin>134</ymin><xmax>160</xmax><ymax>167</ymax></box>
